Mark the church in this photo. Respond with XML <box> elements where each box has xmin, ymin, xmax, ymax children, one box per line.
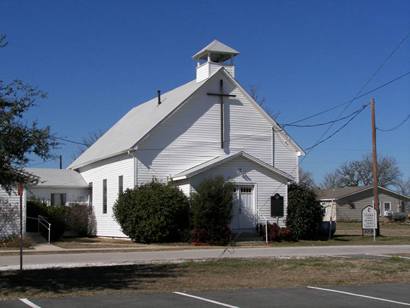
<box><xmin>66</xmin><ymin>40</ymin><xmax>304</xmax><ymax>237</ymax></box>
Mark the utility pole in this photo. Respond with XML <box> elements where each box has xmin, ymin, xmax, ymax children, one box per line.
<box><xmin>59</xmin><ymin>155</ymin><xmax>62</xmax><ymax>169</ymax></box>
<box><xmin>371</xmin><ymin>98</ymin><xmax>380</xmax><ymax>236</ymax></box>
<box><xmin>18</xmin><ymin>183</ymin><xmax>24</xmax><ymax>271</ymax></box>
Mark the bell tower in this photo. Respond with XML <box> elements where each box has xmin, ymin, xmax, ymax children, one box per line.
<box><xmin>193</xmin><ymin>40</ymin><xmax>239</xmax><ymax>82</ymax></box>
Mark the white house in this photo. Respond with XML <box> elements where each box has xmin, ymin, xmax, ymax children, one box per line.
<box><xmin>68</xmin><ymin>40</ymin><xmax>304</xmax><ymax>237</ymax></box>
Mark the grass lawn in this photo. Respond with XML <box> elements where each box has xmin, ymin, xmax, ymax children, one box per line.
<box><xmin>0</xmin><ymin>256</ymin><xmax>409</xmax><ymax>300</ymax></box>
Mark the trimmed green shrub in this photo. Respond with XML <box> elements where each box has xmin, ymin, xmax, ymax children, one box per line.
<box><xmin>190</xmin><ymin>177</ymin><xmax>235</xmax><ymax>244</ymax></box>
<box><xmin>113</xmin><ymin>181</ymin><xmax>190</xmax><ymax>243</ymax></box>
<box><xmin>66</xmin><ymin>203</ymin><xmax>95</xmax><ymax>237</ymax></box>
<box><xmin>286</xmin><ymin>183</ymin><xmax>323</xmax><ymax>240</ymax></box>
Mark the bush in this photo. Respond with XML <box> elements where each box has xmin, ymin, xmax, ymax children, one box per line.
<box><xmin>190</xmin><ymin>177</ymin><xmax>234</xmax><ymax>244</ymax></box>
<box><xmin>26</xmin><ymin>199</ymin><xmax>67</xmax><ymax>241</ymax></box>
<box><xmin>113</xmin><ymin>180</ymin><xmax>190</xmax><ymax>243</ymax></box>
<box><xmin>392</xmin><ymin>212</ymin><xmax>407</xmax><ymax>222</ymax></box>
<box><xmin>256</xmin><ymin>223</ymin><xmax>293</xmax><ymax>242</ymax></box>
<box><xmin>66</xmin><ymin>203</ymin><xmax>95</xmax><ymax>237</ymax></box>
<box><xmin>286</xmin><ymin>183</ymin><xmax>323</xmax><ymax>240</ymax></box>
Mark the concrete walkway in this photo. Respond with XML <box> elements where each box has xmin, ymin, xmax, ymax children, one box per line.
<box><xmin>1</xmin><ymin>244</ymin><xmax>409</xmax><ymax>271</ymax></box>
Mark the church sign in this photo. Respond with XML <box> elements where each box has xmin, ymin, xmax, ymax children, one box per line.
<box><xmin>271</xmin><ymin>193</ymin><xmax>284</xmax><ymax>217</ymax></box>
<box><xmin>361</xmin><ymin>205</ymin><xmax>377</xmax><ymax>235</ymax></box>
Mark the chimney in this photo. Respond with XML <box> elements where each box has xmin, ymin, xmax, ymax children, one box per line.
<box><xmin>157</xmin><ymin>90</ymin><xmax>161</xmax><ymax>105</ymax></box>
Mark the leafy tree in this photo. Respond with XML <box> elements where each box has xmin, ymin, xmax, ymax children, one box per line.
<box><xmin>190</xmin><ymin>177</ymin><xmax>235</xmax><ymax>244</ymax></box>
<box><xmin>113</xmin><ymin>181</ymin><xmax>190</xmax><ymax>243</ymax></box>
<box><xmin>286</xmin><ymin>183</ymin><xmax>323</xmax><ymax>240</ymax></box>
<box><xmin>0</xmin><ymin>34</ymin><xmax>56</xmax><ymax>192</ymax></box>
<box><xmin>321</xmin><ymin>154</ymin><xmax>401</xmax><ymax>189</ymax></box>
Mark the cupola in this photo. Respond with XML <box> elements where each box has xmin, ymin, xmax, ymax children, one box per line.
<box><xmin>193</xmin><ymin>40</ymin><xmax>239</xmax><ymax>82</ymax></box>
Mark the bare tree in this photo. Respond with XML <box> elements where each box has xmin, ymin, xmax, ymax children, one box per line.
<box><xmin>0</xmin><ymin>33</ymin><xmax>7</xmax><ymax>48</ymax></box>
<box><xmin>72</xmin><ymin>130</ymin><xmax>104</xmax><ymax>160</ymax></box>
<box><xmin>299</xmin><ymin>168</ymin><xmax>316</xmax><ymax>188</ymax></box>
<box><xmin>320</xmin><ymin>154</ymin><xmax>402</xmax><ymax>188</ymax></box>
<box><xmin>248</xmin><ymin>85</ymin><xmax>280</xmax><ymax>120</ymax></box>
<box><xmin>395</xmin><ymin>177</ymin><xmax>410</xmax><ymax>196</ymax></box>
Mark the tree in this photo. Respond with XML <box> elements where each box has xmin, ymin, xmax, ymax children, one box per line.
<box><xmin>396</xmin><ymin>177</ymin><xmax>410</xmax><ymax>196</ymax></box>
<box><xmin>190</xmin><ymin>177</ymin><xmax>235</xmax><ymax>244</ymax></box>
<box><xmin>0</xmin><ymin>34</ymin><xmax>56</xmax><ymax>192</ymax></box>
<box><xmin>73</xmin><ymin>129</ymin><xmax>104</xmax><ymax>159</ymax></box>
<box><xmin>320</xmin><ymin>154</ymin><xmax>402</xmax><ymax>189</ymax></box>
<box><xmin>299</xmin><ymin>168</ymin><xmax>316</xmax><ymax>188</ymax></box>
<box><xmin>248</xmin><ymin>85</ymin><xmax>280</xmax><ymax>120</ymax></box>
<box><xmin>113</xmin><ymin>181</ymin><xmax>190</xmax><ymax>243</ymax></box>
<box><xmin>286</xmin><ymin>183</ymin><xmax>323</xmax><ymax>240</ymax></box>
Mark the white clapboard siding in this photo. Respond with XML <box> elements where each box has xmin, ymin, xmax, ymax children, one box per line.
<box><xmin>0</xmin><ymin>186</ymin><xmax>26</xmax><ymax>238</ymax></box>
<box><xmin>273</xmin><ymin>130</ymin><xmax>298</xmax><ymax>181</ymax></box>
<box><xmin>136</xmin><ymin>72</ymin><xmax>278</xmax><ymax>184</ymax></box>
<box><xmin>189</xmin><ymin>156</ymin><xmax>288</xmax><ymax>226</ymax></box>
<box><xmin>27</xmin><ymin>187</ymin><xmax>89</xmax><ymax>205</ymax></box>
<box><xmin>78</xmin><ymin>154</ymin><xmax>134</xmax><ymax>237</ymax></box>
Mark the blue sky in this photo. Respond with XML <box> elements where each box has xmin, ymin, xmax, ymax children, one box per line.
<box><xmin>1</xmin><ymin>0</ymin><xmax>409</xmax><ymax>184</ymax></box>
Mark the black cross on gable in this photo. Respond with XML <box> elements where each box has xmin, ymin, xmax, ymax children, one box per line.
<box><xmin>207</xmin><ymin>79</ymin><xmax>236</xmax><ymax>149</ymax></box>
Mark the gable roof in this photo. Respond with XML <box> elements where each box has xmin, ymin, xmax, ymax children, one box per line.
<box><xmin>69</xmin><ymin>68</ymin><xmax>304</xmax><ymax>169</ymax></box>
<box><xmin>316</xmin><ymin>186</ymin><xmax>410</xmax><ymax>201</ymax></box>
<box><xmin>68</xmin><ymin>78</ymin><xmax>208</xmax><ymax>169</ymax></box>
<box><xmin>193</xmin><ymin>39</ymin><xmax>240</xmax><ymax>60</ymax></box>
<box><xmin>26</xmin><ymin>168</ymin><xmax>88</xmax><ymax>188</ymax></box>
<box><xmin>172</xmin><ymin>151</ymin><xmax>294</xmax><ymax>181</ymax></box>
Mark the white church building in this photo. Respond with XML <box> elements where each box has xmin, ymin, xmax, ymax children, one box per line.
<box><xmin>0</xmin><ymin>40</ymin><xmax>303</xmax><ymax>239</ymax></box>
<box><xmin>67</xmin><ymin>40</ymin><xmax>304</xmax><ymax>237</ymax></box>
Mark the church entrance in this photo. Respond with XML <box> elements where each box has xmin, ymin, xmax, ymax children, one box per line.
<box><xmin>231</xmin><ymin>185</ymin><xmax>255</xmax><ymax>231</ymax></box>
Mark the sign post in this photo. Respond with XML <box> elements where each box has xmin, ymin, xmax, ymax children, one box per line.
<box><xmin>17</xmin><ymin>183</ymin><xmax>24</xmax><ymax>271</ymax></box>
<box><xmin>362</xmin><ymin>205</ymin><xmax>377</xmax><ymax>241</ymax></box>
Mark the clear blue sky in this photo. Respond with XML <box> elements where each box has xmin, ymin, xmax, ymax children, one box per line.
<box><xmin>1</xmin><ymin>0</ymin><xmax>409</xmax><ymax>184</ymax></box>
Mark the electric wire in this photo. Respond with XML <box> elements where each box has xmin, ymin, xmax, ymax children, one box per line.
<box><xmin>377</xmin><ymin>113</ymin><xmax>410</xmax><ymax>132</ymax></box>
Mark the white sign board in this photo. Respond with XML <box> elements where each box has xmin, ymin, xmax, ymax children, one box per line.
<box><xmin>362</xmin><ymin>205</ymin><xmax>377</xmax><ymax>229</ymax></box>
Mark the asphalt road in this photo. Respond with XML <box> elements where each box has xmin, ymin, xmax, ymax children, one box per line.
<box><xmin>1</xmin><ymin>244</ymin><xmax>410</xmax><ymax>270</ymax></box>
<box><xmin>3</xmin><ymin>284</ymin><xmax>410</xmax><ymax>307</ymax></box>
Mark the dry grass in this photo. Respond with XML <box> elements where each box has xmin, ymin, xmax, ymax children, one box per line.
<box><xmin>0</xmin><ymin>236</ymin><xmax>33</xmax><ymax>250</ymax></box>
<box><xmin>0</xmin><ymin>256</ymin><xmax>409</xmax><ymax>300</ymax></box>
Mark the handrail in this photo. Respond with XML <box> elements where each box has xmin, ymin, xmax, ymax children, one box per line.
<box><xmin>38</xmin><ymin>215</ymin><xmax>51</xmax><ymax>243</ymax></box>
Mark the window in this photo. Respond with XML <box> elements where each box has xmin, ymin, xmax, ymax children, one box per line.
<box><xmin>384</xmin><ymin>202</ymin><xmax>391</xmax><ymax>211</ymax></box>
<box><xmin>51</xmin><ymin>193</ymin><xmax>66</xmax><ymax>206</ymax></box>
<box><xmin>103</xmin><ymin>179</ymin><xmax>107</xmax><ymax>214</ymax></box>
<box><xmin>118</xmin><ymin>175</ymin><xmax>123</xmax><ymax>195</ymax></box>
<box><xmin>89</xmin><ymin>182</ymin><xmax>93</xmax><ymax>206</ymax></box>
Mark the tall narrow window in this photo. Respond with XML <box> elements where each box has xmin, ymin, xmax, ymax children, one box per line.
<box><xmin>89</xmin><ymin>182</ymin><xmax>93</xmax><ymax>206</ymax></box>
<box><xmin>118</xmin><ymin>175</ymin><xmax>123</xmax><ymax>195</ymax></box>
<box><xmin>102</xmin><ymin>179</ymin><xmax>107</xmax><ymax>214</ymax></box>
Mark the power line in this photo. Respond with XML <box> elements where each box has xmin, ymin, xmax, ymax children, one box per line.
<box><xmin>281</xmin><ymin>70</ymin><xmax>410</xmax><ymax>126</ymax></box>
<box><xmin>304</xmin><ymin>103</ymin><xmax>369</xmax><ymax>152</ymax></box>
<box><xmin>377</xmin><ymin>113</ymin><xmax>410</xmax><ymax>132</ymax></box>
<box><xmin>283</xmin><ymin>105</ymin><xmax>367</xmax><ymax>128</ymax></box>
<box><xmin>54</xmin><ymin>136</ymin><xmax>88</xmax><ymax>146</ymax></box>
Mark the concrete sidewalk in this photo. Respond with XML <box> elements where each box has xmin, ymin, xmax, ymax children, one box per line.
<box><xmin>1</xmin><ymin>244</ymin><xmax>409</xmax><ymax>271</ymax></box>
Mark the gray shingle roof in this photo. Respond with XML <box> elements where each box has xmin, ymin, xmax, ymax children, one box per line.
<box><xmin>193</xmin><ymin>40</ymin><xmax>239</xmax><ymax>60</ymax></box>
<box><xmin>172</xmin><ymin>151</ymin><xmax>294</xmax><ymax>181</ymax></box>
<box><xmin>68</xmin><ymin>77</ymin><xmax>208</xmax><ymax>169</ymax></box>
<box><xmin>315</xmin><ymin>186</ymin><xmax>410</xmax><ymax>201</ymax></box>
<box><xmin>26</xmin><ymin>168</ymin><xmax>88</xmax><ymax>188</ymax></box>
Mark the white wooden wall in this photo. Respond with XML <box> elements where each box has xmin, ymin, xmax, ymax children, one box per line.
<box><xmin>78</xmin><ymin>154</ymin><xmax>134</xmax><ymax>237</ymax></box>
<box><xmin>0</xmin><ymin>186</ymin><xmax>26</xmax><ymax>239</ymax></box>
<box><xmin>188</xmin><ymin>156</ymin><xmax>288</xmax><ymax>226</ymax></box>
<box><xmin>136</xmin><ymin>72</ymin><xmax>297</xmax><ymax>185</ymax></box>
<box><xmin>27</xmin><ymin>187</ymin><xmax>89</xmax><ymax>205</ymax></box>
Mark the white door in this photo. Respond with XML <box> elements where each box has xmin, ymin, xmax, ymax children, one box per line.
<box><xmin>231</xmin><ymin>186</ymin><xmax>255</xmax><ymax>230</ymax></box>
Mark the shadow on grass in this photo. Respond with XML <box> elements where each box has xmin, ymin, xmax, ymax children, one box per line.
<box><xmin>0</xmin><ymin>264</ymin><xmax>182</xmax><ymax>297</ymax></box>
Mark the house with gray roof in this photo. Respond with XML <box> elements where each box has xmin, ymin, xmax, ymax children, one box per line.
<box><xmin>316</xmin><ymin>186</ymin><xmax>410</xmax><ymax>221</ymax></box>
